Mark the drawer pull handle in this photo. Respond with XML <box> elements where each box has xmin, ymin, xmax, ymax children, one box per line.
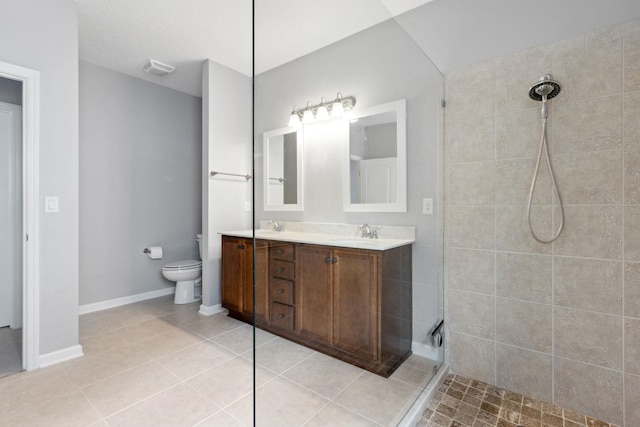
<box><xmin>278</xmin><ymin>313</ymin><xmax>285</xmax><ymax>319</ymax></box>
<box><xmin>278</xmin><ymin>288</ymin><xmax>285</xmax><ymax>294</ymax></box>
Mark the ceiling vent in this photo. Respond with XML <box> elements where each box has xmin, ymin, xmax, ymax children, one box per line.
<box><xmin>142</xmin><ymin>59</ymin><xmax>175</xmax><ymax>77</ymax></box>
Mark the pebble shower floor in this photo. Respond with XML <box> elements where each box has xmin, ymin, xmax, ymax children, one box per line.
<box><xmin>418</xmin><ymin>373</ymin><xmax>617</xmax><ymax>427</ymax></box>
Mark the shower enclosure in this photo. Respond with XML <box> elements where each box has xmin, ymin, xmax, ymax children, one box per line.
<box><xmin>247</xmin><ymin>2</ymin><xmax>446</xmax><ymax>424</ymax></box>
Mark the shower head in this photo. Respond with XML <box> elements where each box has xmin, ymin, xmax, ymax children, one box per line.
<box><xmin>529</xmin><ymin>75</ymin><xmax>561</xmax><ymax>101</ymax></box>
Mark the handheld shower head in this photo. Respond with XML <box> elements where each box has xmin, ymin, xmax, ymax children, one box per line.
<box><xmin>529</xmin><ymin>75</ymin><xmax>561</xmax><ymax>101</ymax></box>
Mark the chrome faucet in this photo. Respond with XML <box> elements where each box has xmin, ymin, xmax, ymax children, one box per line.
<box><xmin>268</xmin><ymin>220</ymin><xmax>285</xmax><ymax>232</ymax></box>
<box><xmin>359</xmin><ymin>224</ymin><xmax>378</xmax><ymax>239</ymax></box>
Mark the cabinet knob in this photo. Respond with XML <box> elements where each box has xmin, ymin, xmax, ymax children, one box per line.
<box><xmin>278</xmin><ymin>313</ymin><xmax>285</xmax><ymax>319</ymax></box>
<box><xmin>332</xmin><ymin>258</ymin><xmax>338</xmax><ymax>264</ymax></box>
<box><xmin>278</xmin><ymin>267</ymin><xmax>284</xmax><ymax>273</ymax></box>
<box><xmin>278</xmin><ymin>288</ymin><xmax>285</xmax><ymax>294</ymax></box>
<box><xmin>277</xmin><ymin>249</ymin><xmax>284</xmax><ymax>254</ymax></box>
<box><xmin>237</xmin><ymin>244</ymin><xmax>245</xmax><ymax>250</ymax></box>
<box><xmin>325</xmin><ymin>257</ymin><xmax>331</xmax><ymax>263</ymax></box>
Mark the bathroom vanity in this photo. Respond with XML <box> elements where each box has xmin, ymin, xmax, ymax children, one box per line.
<box><xmin>220</xmin><ymin>228</ymin><xmax>413</xmax><ymax>377</ymax></box>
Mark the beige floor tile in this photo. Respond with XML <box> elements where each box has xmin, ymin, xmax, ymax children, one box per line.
<box><xmin>187</xmin><ymin>356</ymin><xmax>274</xmax><ymax>409</ymax></box>
<box><xmin>80</xmin><ymin>318</ymin><xmax>115</xmax><ymax>338</ymax></box>
<box><xmin>246</xmin><ymin>337</ymin><xmax>315</xmax><ymax>374</ymax></box>
<box><xmin>62</xmin><ymin>343</ymin><xmax>152</xmax><ymax>387</ymax></box>
<box><xmin>196</xmin><ymin>410</ymin><xmax>245</xmax><ymax>426</ymax></box>
<box><xmin>304</xmin><ymin>402</ymin><xmax>382</xmax><ymax>427</ymax></box>
<box><xmin>162</xmin><ymin>309</ymin><xmax>208</xmax><ymax>326</ymax></box>
<box><xmin>2</xmin><ymin>389</ymin><xmax>101</xmax><ymax>427</ymax></box>
<box><xmin>333</xmin><ymin>371</ymin><xmax>421</xmax><ymax>426</ymax></box>
<box><xmin>157</xmin><ymin>340</ymin><xmax>235</xmax><ymax>380</ymax></box>
<box><xmin>390</xmin><ymin>355</ymin><xmax>437</xmax><ymax>388</ymax></box>
<box><xmin>135</xmin><ymin>327</ymin><xmax>205</xmax><ymax>359</ymax></box>
<box><xmin>115</xmin><ymin>317</ymin><xmax>184</xmax><ymax>343</ymax></box>
<box><xmin>82</xmin><ymin>361</ymin><xmax>181</xmax><ymax>417</ymax></box>
<box><xmin>183</xmin><ymin>313</ymin><xmax>245</xmax><ymax>339</ymax></box>
<box><xmin>0</xmin><ymin>365</ymin><xmax>81</xmax><ymax>419</ymax></box>
<box><xmin>211</xmin><ymin>325</ymin><xmax>276</xmax><ymax>354</ymax></box>
<box><xmin>80</xmin><ymin>329</ymin><xmax>133</xmax><ymax>356</ymax></box>
<box><xmin>226</xmin><ymin>377</ymin><xmax>328</xmax><ymax>427</ymax></box>
<box><xmin>106</xmin><ymin>383</ymin><xmax>219</xmax><ymax>426</ymax></box>
<box><xmin>282</xmin><ymin>352</ymin><xmax>363</xmax><ymax>399</ymax></box>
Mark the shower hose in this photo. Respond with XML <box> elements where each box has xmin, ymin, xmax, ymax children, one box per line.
<box><xmin>527</xmin><ymin>104</ymin><xmax>564</xmax><ymax>244</ymax></box>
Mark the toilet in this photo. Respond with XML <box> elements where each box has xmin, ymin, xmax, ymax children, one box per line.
<box><xmin>162</xmin><ymin>234</ymin><xmax>203</xmax><ymax>304</ymax></box>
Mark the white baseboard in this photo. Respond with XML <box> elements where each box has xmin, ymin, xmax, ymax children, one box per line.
<box><xmin>412</xmin><ymin>340</ymin><xmax>439</xmax><ymax>360</ymax></box>
<box><xmin>199</xmin><ymin>304</ymin><xmax>225</xmax><ymax>316</ymax></box>
<box><xmin>79</xmin><ymin>288</ymin><xmax>175</xmax><ymax>315</ymax></box>
<box><xmin>39</xmin><ymin>344</ymin><xmax>84</xmax><ymax>368</ymax></box>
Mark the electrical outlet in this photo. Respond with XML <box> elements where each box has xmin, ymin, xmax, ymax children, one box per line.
<box><xmin>422</xmin><ymin>198</ymin><xmax>433</xmax><ymax>215</ymax></box>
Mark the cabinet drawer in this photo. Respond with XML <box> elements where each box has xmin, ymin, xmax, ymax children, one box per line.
<box><xmin>270</xmin><ymin>278</ymin><xmax>294</xmax><ymax>305</ymax></box>
<box><xmin>270</xmin><ymin>302</ymin><xmax>294</xmax><ymax>330</ymax></box>
<box><xmin>270</xmin><ymin>260</ymin><xmax>295</xmax><ymax>280</ymax></box>
<box><xmin>270</xmin><ymin>243</ymin><xmax>295</xmax><ymax>261</ymax></box>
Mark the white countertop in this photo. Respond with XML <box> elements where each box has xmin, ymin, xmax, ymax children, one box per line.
<box><xmin>219</xmin><ymin>229</ymin><xmax>414</xmax><ymax>251</ymax></box>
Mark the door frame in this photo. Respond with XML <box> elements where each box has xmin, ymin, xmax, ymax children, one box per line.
<box><xmin>0</xmin><ymin>60</ymin><xmax>40</xmax><ymax>371</ymax></box>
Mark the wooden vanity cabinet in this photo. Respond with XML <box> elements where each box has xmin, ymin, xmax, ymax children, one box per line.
<box><xmin>221</xmin><ymin>236</ymin><xmax>268</xmax><ymax>324</ymax></box>
<box><xmin>268</xmin><ymin>242</ymin><xmax>296</xmax><ymax>331</ymax></box>
<box><xmin>296</xmin><ymin>245</ymin><xmax>333</xmax><ymax>344</ymax></box>
<box><xmin>221</xmin><ymin>236</ymin><xmax>412</xmax><ymax>377</ymax></box>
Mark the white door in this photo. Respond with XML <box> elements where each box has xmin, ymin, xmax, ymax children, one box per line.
<box><xmin>0</xmin><ymin>101</ymin><xmax>22</xmax><ymax>328</ymax></box>
<box><xmin>357</xmin><ymin>157</ymin><xmax>398</xmax><ymax>204</ymax></box>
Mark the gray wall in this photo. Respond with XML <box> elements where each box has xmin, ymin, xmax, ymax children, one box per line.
<box><xmin>255</xmin><ymin>18</ymin><xmax>444</xmax><ymax>346</ymax></box>
<box><xmin>79</xmin><ymin>61</ymin><xmax>202</xmax><ymax>305</ymax></box>
<box><xmin>445</xmin><ymin>18</ymin><xmax>640</xmax><ymax>426</ymax></box>
<box><xmin>0</xmin><ymin>77</ymin><xmax>22</xmax><ymax>105</ymax></box>
<box><xmin>0</xmin><ymin>0</ymin><xmax>80</xmax><ymax>355</ymax></box>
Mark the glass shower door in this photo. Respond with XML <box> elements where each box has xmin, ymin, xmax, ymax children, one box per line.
<box><xmin>248</xmin><ymin>2</ymin><xmax>445</xmax><ymax>425</ymax></box>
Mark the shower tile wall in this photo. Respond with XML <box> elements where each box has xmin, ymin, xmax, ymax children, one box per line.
<box><xmin>444</xmin><ymin>18</ymin><xmax>640</xmax><ymax>427</ymax></box>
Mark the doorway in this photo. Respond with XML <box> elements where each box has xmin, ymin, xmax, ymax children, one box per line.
<box><xmin>0</xmin><ymin>61</ymin><xmax>41</xmax><ymax>373</ymax></box>
<box><xmin>0</xmin><ymin>81</ymin><xmax>23</xmax><ymax>377</ymax></box>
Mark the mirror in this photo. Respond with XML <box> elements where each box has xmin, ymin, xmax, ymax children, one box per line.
<box><xmin>343</xmin><ymin>99</ymin><xmax>407</xmax><ymax>212</ymax></box>
<box><xmin>263</xmin><ymin>126</ymin><xmax>304</xmax><ymax>211</ymax></box>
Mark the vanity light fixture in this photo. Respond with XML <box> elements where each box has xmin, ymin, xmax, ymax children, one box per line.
<box><xmin>287</xmin><ymin>92</ymin><xmax>356</xmax><ymax>125</ymax></box>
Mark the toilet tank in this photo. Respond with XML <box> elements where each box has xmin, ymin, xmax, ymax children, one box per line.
<box><xmin>197</xmin><ymin>234</ymin><xmax>203</xmax><ymax>260</ymax></box>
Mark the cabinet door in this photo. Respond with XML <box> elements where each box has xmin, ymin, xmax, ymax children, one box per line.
<box><xmin>243</xmin><ymin>239</ymin><xmax>269</xmax><ymax>322</ymax></box>
<box><xmin>221</xmin><ymin>236</ymin><xmax>246</xmax><ymax>313</ymax></box>
<box><xmin>296</xmin><ymin>245</ymin><xmax>333</xmax><ymax>344</ymax></box>
<box><xmin>333</xmin><ymin>249</ymin><xmax>379</xmax><ymax>360</ymax></box>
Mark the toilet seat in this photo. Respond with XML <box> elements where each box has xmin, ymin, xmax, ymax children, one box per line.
<box><xmin>162</xmin><ymin>260</ymin><xmax>202</xmax><ymax>271</ymax></box>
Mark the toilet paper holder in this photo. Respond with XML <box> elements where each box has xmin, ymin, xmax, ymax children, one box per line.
<box><xmin>143</xmin><ymin>248</ymin><xmax>151</xmax><ymax>254</ymax></box>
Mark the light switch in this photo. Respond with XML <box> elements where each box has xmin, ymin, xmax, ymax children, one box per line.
<box><xmin>422</xmin><ymin>198</ymin><xmax>433</xmax><ymax>215</ymax></box>
<box><xmin>45</xmin><ymin>196</ymin><xmax>59</xmax><ymax>213</ymax></box>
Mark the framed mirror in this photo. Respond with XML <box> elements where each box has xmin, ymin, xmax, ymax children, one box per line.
<box><xmin>263</xmin><ymin>126</ymin><xmax>304</xmax><ymax>211</ymax></box>
<box><xmin>342</xmin><ymin>99</ymin><xmax>407</xmax><ymax>212</ymax></box>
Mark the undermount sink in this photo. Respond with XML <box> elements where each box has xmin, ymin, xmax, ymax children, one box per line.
<box><xmin>330</xmin><ymin>238</ymin><xmax>371</xmax><ymax>244</ymax></box>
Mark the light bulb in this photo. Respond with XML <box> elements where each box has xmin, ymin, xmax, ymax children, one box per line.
<box><xmin>288</xmin><ymin>112</ymin><xmax>300</xmax><ymax>127</ymax></box>
<box><xmin>331</xmin><ymin>100</ymin><xmax>344</xmax><ymax>117</ymax></box>
<box><xmin>316</xmin><ymin>105</ymin><xmax>329</xmax><ymax>120</ymax></box>
<box><xmin>302</xmin><ymin>109</ymin><xmax>314</xmax><ymax>123</ymax></box>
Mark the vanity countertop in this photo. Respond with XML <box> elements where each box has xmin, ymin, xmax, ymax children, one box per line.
<box><xmin>219</xmin><ymin>229</ymin><xmax>414</xmax><ymax>251</ymax></box>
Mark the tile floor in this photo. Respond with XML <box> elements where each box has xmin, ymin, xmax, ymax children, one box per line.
<box><xmin>0</xmin><ymin>295</ymin><xmax>437</xmax><ymax>426</ymax></box>
<box><xmin>418</xmin><ymin>373</ymin><xmax>618</xmax><ymax>427</ymax></box>
<box><xmin>0</xmin><ymin>326</ymin><xmax>22</xmax><ymax>378</ymax></box>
